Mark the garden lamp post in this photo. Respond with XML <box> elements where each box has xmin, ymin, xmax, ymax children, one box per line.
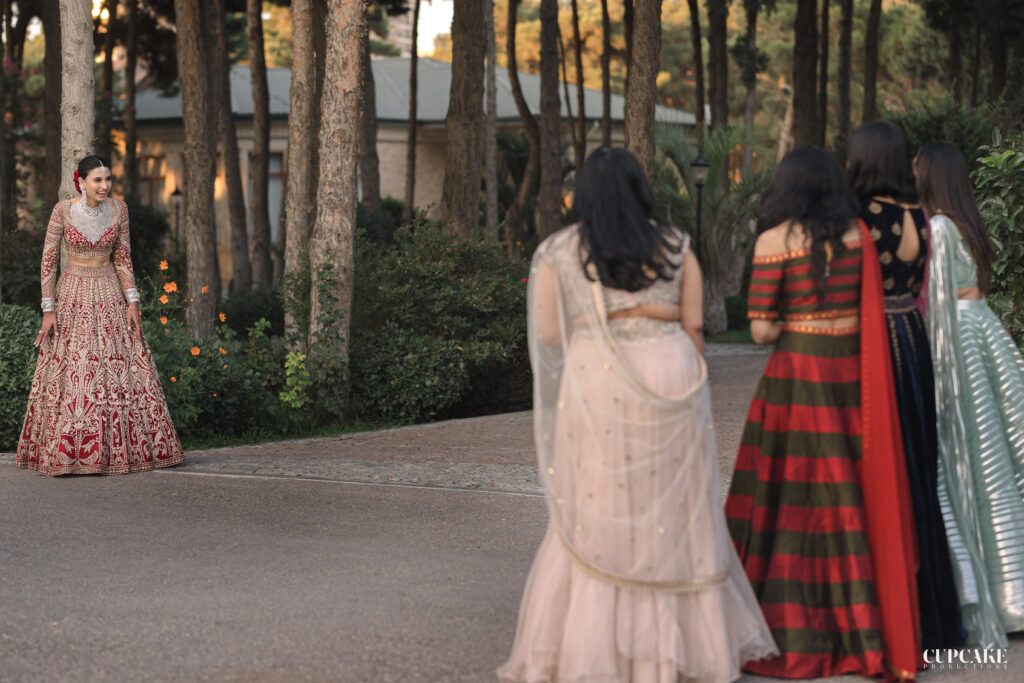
<box><xmin>690</xmin><ymin>152</ymin><xmax>711</xmax><ymax>264</ymax></box>
<box><xmin>170</xmin><ymin>186</ymin><xmax>183</xmax><ymax>255</ymax></box>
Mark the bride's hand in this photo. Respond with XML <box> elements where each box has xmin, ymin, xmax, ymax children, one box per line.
<box><xmin>128</xmin><ymin>302</ymin><xmax>144</xmax><ymax>342</ymax></box>
<box><xmin>34</xmin><ymin>312</ymin><xmax>57</xmax><ymax>347</ymax></box>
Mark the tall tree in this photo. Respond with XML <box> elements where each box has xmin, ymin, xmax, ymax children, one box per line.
<box><xmin>213</xmin><ymin>0</ymin><xmax>251</xmax><ymax>292</ymax></box>
<box><xmin>536</xmin><ymin>0</ymin><xmax>560</xmax><ymax>239</ymax></box>
<box><xmin>98</xmin><ymin>0</ymin><xmax>119</xmax><ymax>163</ymax></box>
<box><xmin>506</xmin><ymin>0</ymin><xmax>540</xmax><ymax>245</ymax></box>
<box><xmin>706</xmin><ymin>0</ymin><xmax>729</xmax><ymax>133</ymax></box>
<box><xmin>685</xmin><ymin>0</ymin><xmax>705</xmax><ymax>132</ymax></box>
<box><xmin>0</xmin><ymin>1</ymin><xmax>6</xmax><ymax>258</ymax></box>
<box><xmin>969</xmin><ymin>23</ymin><xmax>981</xmax><ymax>108</ymax></box>
<box><xmin>41</xmin><ymin>0</ymin><xmax>62</xmax><ymax>208</ymax></box>
<box><xmin>600</xmin><ymin>0</ymin><xmax>611</xmax><ymax>145</ymax></box>
<box><xmin>312</xmin><ymin>0</ymin><xmax>327</xmax><ymax>194</ymax></box>
<box><xmin>989</xmin><ymin>31</ymin><xmax>1007</xmax><ymax>98</ymax></box>
<box><xmin>403</xmin><ymin>0</ymin><xmax>420</xmax><ymax>223</ymax></box>
<box><xmin>792</xmin><ymin>0</ymin><xmax>819</xmax><ymax>147</ymax></box>
<box><xmin>200</xmin><ymin>0</ymin><xmax>223</xmax><ymax>302</ymax></box>
<box><xmin>484</xmin><ymin>0</ymin><xmax>499</xmax><ymax>239</ymax></box>
<box><xmin>734</xmin><ymin>1</ymin><xmax>771</xmax><ymax>174</ymax></box>
<box><xmin>862</xmin><ymin>0</ymin><xmax>882</xmax><ymax>123</ymax></box>
<box><xmin>359</xmin><ymin>6</ymin><xmax>381</xmax><ymax>213</ymax></box>
<box><xmin>440</xmin><ymin>0</ymin><xmax>485</xmax><ymax>238</ymax></box>
<box><xmin>835</xmin><ymin>0</ymin><xmax>852</xmax><ymax>148</ymax></box>
<box><xmin>248</xmin><ymin>0</ymin><xmax>273</xmax><ymax>287</ymax></box>
<box><xmin>174</xmin><ymin>0</ymin><xmax>217</xmax><ymax>337</ymax></box>
<box><xmin>623</xmin><ymin>0</ymin><xmax>633</xmax><ymax>99</ymax></box>
<box><xmin>817</xmin><ymin>0</ymin><xmax>829</xmax><ymax>146</ymax></box>
<box><xmin>625</xmin><ymin>0</ymin><xmax>662</xmax><ymax>181</ymax></box>
<box><xmin>308</xmin><ymin>0</ymin><xmax>365</xmax><ymax>367</ymax></box>
<box><xmin>60</xmin><ymin>0</ymin><xmax>94</xmax><ymax>201</ymax></box>
<box><xmin>569</xmin><ymin>0</ymin><xmax>586</xmax><ymax>172</ymax></box>
<box><xmin>284</xmin><ymin>0</ymin><xmax>316</xmax><ymax>347</ymax></box>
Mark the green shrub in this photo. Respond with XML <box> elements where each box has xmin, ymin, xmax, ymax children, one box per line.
<box><xmin>887</xmin><ymin>97</ymin><xmax>1004</xmax><ymax>168</ymax></box>
<box><xmin>974</xmin><ymin>130</ymin><xmax>1024</xmax><ymax>347</ymax></box>
<box><xmin>0</xmin><ymin>304</ymin><xmax>40</xmax><ymax>451</ymax></box>
<box><xmin>358</xmin><ymin>196</ymin><xmax>406</xmax><ymax>247</ymax></box>
<box><xmin>350</xmin><ymin>219</ymin><xmax>530</xmax><ymax>423</ymax></box>
<box><xmin>221</xmin><ymin>286</ymin><xmax>285</xmax><ymax>338</ymax></box>
<box><xmin>126</xmin><ymin>202</ymin><xmax>172</xmax><ymax>281</ymax></box>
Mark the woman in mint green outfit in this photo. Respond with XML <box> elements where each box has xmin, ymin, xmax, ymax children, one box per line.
<box><xmin>916</xmin><ymin>142</ymin><xmax>1024</xmax><ymax>649</ymax></box>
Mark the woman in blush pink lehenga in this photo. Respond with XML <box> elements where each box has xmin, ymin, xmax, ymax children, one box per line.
<box><xmin>498</xmin><ymin>148</ymin><xmax>777</xmax><ymax>683</ymax></box>
<box><xmin>16</xmin><ymin>155</ymin><xmax>184</xmax><ymax>476</ymax></box>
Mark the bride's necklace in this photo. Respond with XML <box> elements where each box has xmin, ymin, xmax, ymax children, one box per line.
<box><xmin>70</xmin><ymin>198</ymin><xmax>114</xmax><ymax>244</ymax></box>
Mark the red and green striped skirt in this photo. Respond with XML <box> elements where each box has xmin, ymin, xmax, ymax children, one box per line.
<box><xmin>724</xmin><ymin>329</ymin><xmax>886</xmax><ymax>679</ymax></box>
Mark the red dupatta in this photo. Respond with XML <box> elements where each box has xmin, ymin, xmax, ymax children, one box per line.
<box><xmin>857</xmin><ymin>219</ymin><xmax>922</xmax><ymax>680</ymax></box>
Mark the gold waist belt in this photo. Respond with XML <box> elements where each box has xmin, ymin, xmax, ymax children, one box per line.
<box><xmin>67</xmin><ymin>255</ymin><xmax>112</xmax><ymax>268</ymax></box>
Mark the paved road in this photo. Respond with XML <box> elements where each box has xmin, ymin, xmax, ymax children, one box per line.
<box><xmin>1</xmin><ymin>344</ymin><xmax>1020</xmax><ymax>682</ymax></box>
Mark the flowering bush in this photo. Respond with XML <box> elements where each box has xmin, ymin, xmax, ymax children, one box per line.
<box><xmin>0</xmin><ymin>304</ymin><xmax>40</xmax><ymax>451</ymax></box>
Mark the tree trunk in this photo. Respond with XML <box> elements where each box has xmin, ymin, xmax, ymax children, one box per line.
<box><xmin>777</xmin><ymin>83</ymin><xmax>794</xmax><ymax>162</ymax></box>
<box><xmin>440</xmin><ymin>0</ymin><xmax>485</xmax><ymax>238</ymax></box>
<box><xmin>60</xmin><ymin>0</ymin><xmax>95</xmax><ymax>202</ymax></box>
<box><xmin>248</xmin><ymin>0</ymin><xmax>273</xmax><ymax>287</ymax></box>
<box><xmin>570</xmin><ymin>0</ymin><xmax>586</xmax><ymax>172</ymax></box>
<box><xmin>989</xmin><ymin>31</ymin><xmax>1007</xmax><ymax>99</ymax></box>
<box><xmin>403</xmin><ymin>0</ymin><xmax>420</xmax><ymax>223</ymax></box>
<box><xmin>311</xmin><ymin>0</ymin><xmax>327</xmax><ymax>195</ymax></box>
<box><xmin>792</xmin><ymin>0</ymin><xmax>819</xmax><ymax>147</ymax></box>
<box><xmin>948</xmin><ymin>27</ymin><xmax>963</xmax><ymax>103</ymax></box>
<box><xmin>624</xmin><ymin>0</ymin><xmax>662</xmax><ymax>182</ymax></box>
<box><xmin>484</xmin><ymin>0</ymin><xmax>498</xmax><ymax>239</ymax></box>
<box><xmin>359</xmin><ymin>24</ymin><xmax>380</xmax><ymax>213</ymax></box>
<box><xmin>41</xmin><ymin>0</ymin><xmax>62</xmax><ymax>208</ymax></box>
<box><xmin>600</xmin><ymin>0</ymin><xmax>611</xmax><ymax>146</ymax></box>
<box><xmin>817</xmin><ymin>0</ymin><xmax>829</xmax><ymax>147</ymax></box>
<box><xmin>862</xmin><ymin>0</ymin><xmax>881</xmax><ymax>123</ymax></box>
<box><xmin>174</xmin><ymin>0</ymin><xmax>217</xmax><ymax>337</ymax></box>
<box><xmin>706</xmin><ymin>0</ymin><xmax>728</xmax><ymax>133</ymax></box>
<box><xmin>741</xmin><ymin>2</ymin><xmax>757</xmax><ymax>175</ymax></box>
<box><xmin>98</xmin><ymin>0</ymin><xmax>118</xmax><ymax>163</ymax></box>
<box><xmin>0</xmin><ymin>1</ymin><xmax>6</xmax><ymax>253</ymax></box>
<box><xmin>213</xmin><ymin>0</ymin><xmax>251</xmax><ymax>292</ymax></box>
<box><xmin>201</xmin><ymin>0</ymin><xmax>222</xmax><ymax>302</ymax></box>
<box><xmin>537</xmin><ymin>0</ymin><xmax>560</xmax><ymax>240</ymax></box>
<box><xmin>686</xmin><ymin>0</ymin><xmax>705</xmax><ymax>133</ymax></box>
<box><xmin>835</xmin><ymin>0</ymin><xmax>852</xmax><ymax>149</ymax></box>
<box><xmin>506</xmin><ymin>0</ymin><xmax>540</xmax><ymax>246</ymax></box>
<box><xmin>284</xmin><ymin>0</ymin><xmax>316</xmax><ymax>348</ymax></box>
<box><xmin>308</xmin><ymin>0</ymin><xmax>364</xmax><ymax>369</ymax></box>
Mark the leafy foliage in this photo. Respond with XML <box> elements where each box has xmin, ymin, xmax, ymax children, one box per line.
<box><xmin>973</xmin><ymin>130</ymin><xmax>1024</xmax><ymax>346</ymax></box>
<box><xmin>887</xmin><ymin>97</ymin><xmax>1004</xmax><ymax>169</ymax></box>
<box><xmin>0</xmin><ymin>305</ymin><xmax>40</xmax><ymax>452</ymax></box>
<box><xmin>0</xmin><ymin>229</ymin><xmax>43</xmax><ymax>308</ymax></box>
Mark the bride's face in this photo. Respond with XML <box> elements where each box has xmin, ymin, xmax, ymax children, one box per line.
<box><xmin>82</xmin><ymin>167</ymin><xmax>113</xmax><ymax>204</ymax></box>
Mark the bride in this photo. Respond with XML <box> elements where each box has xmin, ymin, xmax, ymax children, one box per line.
<box><xmin>17</xmin><ymin>155</ymin><xmax>184</xmax><ymax>476</ymax></box>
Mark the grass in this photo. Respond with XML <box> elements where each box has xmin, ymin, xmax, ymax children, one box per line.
<box><xmin>707</xmin><ymin>328</ymin><xmax>754</xmax><ymax>344</ymax></box>
<box><xmin>180</xmin><ymin>419</ymin><xmax>403</xmax><ymax>451</ymax></box>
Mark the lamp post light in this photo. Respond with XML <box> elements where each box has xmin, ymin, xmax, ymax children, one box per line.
<box><xmin>690</xmin><ymin>152</ymin><xmax>711</xmax><ymax>264</ymax></box>
<box><xmin>170</xmin><ymin>186</ymin><xmax>183</xmax><ymax>256</ymax></box>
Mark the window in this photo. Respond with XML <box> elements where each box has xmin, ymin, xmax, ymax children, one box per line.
<box><xmin>137</xmin><ymin>155</ymin><xmax>167</xmax><ymax>207</ymax></box>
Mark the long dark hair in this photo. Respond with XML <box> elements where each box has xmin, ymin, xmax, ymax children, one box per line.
<box><xmin>757</xmin><ymin>146</ymin><xmax>858</xmax><ymax>289</ymax></box>
<box><xmin>847</xmin><ymin>121</ymin><xmax>917</xmax><ymax>203</ymax></box>
<box><xmin>574</xmin><ymin>146</ymin><xmax>681</xmax><ymax>292</ymax></box>
<box><xmin>914</xmin><ymin>142</ymin><xmax>995</xmax><ymax>292</ymax></box>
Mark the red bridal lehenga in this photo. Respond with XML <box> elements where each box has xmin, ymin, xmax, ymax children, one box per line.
<box><xmin>16</xmin><ymin>198</ymin><xmax>184</xmax><ymax>476</ymax></box>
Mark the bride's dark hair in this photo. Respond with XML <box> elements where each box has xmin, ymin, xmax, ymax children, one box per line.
<box><xmin>574</xmin><ymin>146</ymin><xmax>681</xmax><ymax>292</ymax></box>
<box><xmin>78</xmin><ymin>155</ymin><xmax>110</xmax><ymax>178</ymax></box>
<box><xmin>757</xmin><ymin>146</ymin><xmax>859</xmax><ymax>290</ymax></box>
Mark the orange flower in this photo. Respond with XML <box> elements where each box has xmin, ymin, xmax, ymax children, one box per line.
<box><xmin>218</xmin><ymin>347</ymin><xmax>227</xmax><ymax>354</ymax></box>
<box><xmin>163</xmin><ymin>281</ymin><xmax>178</xmax><ymax>293</ymax></box>
<box><xmin>190</xmin><ymin>346</ymin><xmax>200</xmax><ymax>356</ymax></box>
<box><xmin>223</xmin><ymin>364</ymin><xmax>228</xmax><ymax>369</ymax></box>
<box><xmin>212</xmin><ymin>393</ymin><xmax>217</xmax><ymax>398</ymax></box>
<box><xmin>218</xmin><ymin>312</ymin><xmax>226</xmax><ymax>323</ymax></box>
<box><xmin>170</xmin><ymin>376</ymin><xmax>177</xmax><ymax>382</ymax></box>
<box><xmin>160</xmin><ymin>316</ymin><xmax>168</xmax><ymax>325</ymax></box>
<box><xmin>158</xmin><ymin>260</ymin><xmax>169</xmax><ymax>271</ymax></box>
<box><xmin>201</xmin><ymin>286</ymin><xmax>209</xmax><ymax>294</ymax></box>
<box><xmin>159</xmin><ymin>294</ymin><xmax>169</xmax><ymax>305</ymax></box>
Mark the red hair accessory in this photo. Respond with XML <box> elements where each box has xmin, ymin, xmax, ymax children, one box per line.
<box><xmin>73</xmin><ymin>170</ymin><xmax>81</xmax><ymax>194</ymax></box>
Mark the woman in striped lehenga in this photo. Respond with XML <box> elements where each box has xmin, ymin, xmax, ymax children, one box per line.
<box><xmin>725</xmin><ymin>148</ymin><xmax>921</xmax><ymax>680</ymax></box>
